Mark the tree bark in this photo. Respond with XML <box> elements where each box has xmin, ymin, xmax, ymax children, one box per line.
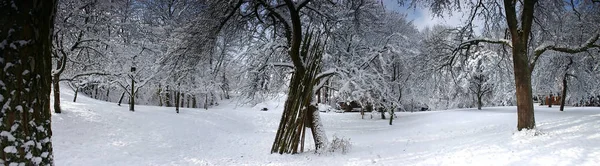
<box><xmin>477</xmin><ymin>94</ymin><xmax>482</xmax><ymax>110</ymax></box>
<box><xmin>504</xmin><ymin>0</ymin><xmax>536</xmax><ymax>131</ymax></box>
<box><xmin>192</xmin><ymin>95</ymin><xmax>197</xmax><ymax>108</ymax></box>
<box><xmin>129</xmin><ymin>76</ymin><xmax>135</xmax><ymax>112</ymax></box>
<box><xmin>0</xmin><ymin>0</ymin><xmax>58</xmax><ymax>164</ymax></box>
<box><xmin>53</xmin><ymin>74</ymin><xmax>62</xmax><ymax>113</ymax></box>
<box><xmin>560</xmin><ymin>77</ymin><xmax>568</xmax><ymax>111</ymax></box>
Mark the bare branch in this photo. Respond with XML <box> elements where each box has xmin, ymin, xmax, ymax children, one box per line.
<box><xmin>59</xmin><ymin>71</ymin><xmax>115</xmax><ymax>82</ymax></box>
<box><xmin>531</xmin><ymin>31</ymin><xmax>600</xmax><ymax>69</ymax></box>
<box><xmin>271</xmin><ymin>62</ymin><xmax>295</xmax><ymax>69</ymax></box>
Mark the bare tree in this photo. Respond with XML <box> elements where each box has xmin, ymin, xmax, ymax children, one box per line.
<box><xmin>406</xmin><ymin>0</ymin><xmax>600</xmax><ymax>130</ymax></box>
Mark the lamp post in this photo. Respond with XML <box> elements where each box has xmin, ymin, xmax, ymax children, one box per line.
<box><xmin>130</xmin><ymin>66</ymin><xmax>136</xmax><ymax>112</ymax></box>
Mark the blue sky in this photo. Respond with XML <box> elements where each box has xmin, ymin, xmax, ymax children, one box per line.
<box><xmin>381</xmin><ymin>0</ymin><xmax>469</xmax><ymax>30</ymax></box>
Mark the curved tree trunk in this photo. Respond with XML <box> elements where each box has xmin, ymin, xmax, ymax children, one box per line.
<box><xmin>0</xmin><ymin>0</ymin><xmax>58</xmax><ymax>164</ymax></box>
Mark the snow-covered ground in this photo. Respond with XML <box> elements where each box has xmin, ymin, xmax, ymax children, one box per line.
<box><xmin>51</xmin><ymin>87</ymin><xmax>600</xmax><ymax>166</ymax></box>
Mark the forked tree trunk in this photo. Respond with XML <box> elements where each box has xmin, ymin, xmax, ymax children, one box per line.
<box><xmin>0</xmin><ymin>0</ymin><xmax>58</xmax><ymax>164</ymax></box>
<box><xmin>505</xmin><ymin>0</ymin><xmax>536</xmax><ymax>131</ymax></box>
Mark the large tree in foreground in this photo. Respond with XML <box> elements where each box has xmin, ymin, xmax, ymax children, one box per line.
<box><xmin>406</xmin><ymin>0</ymin><xmax>600</xmax><ymax>130</ymax></box>
<box><xmin>1</xmin><ymin>0</ymin><xmax>58</xmax><ymax>165</ymax></box>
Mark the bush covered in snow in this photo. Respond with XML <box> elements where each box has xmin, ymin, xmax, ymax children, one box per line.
<box><xmin>320</xmin><ymin>135</ymin><xmax>352</xmax><ymax>154</ymax></box>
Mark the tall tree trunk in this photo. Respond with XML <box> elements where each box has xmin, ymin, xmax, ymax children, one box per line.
<box><xmin>512</xmin><ymin>48</ymin><xmax>536</xmax><ymax>130</ymax></box>
<box><xmin>0</xmin><ymin>0</ymin><xmax>58</xmax><ymax>164</ymax></box>
<box><xmin>52</xmin><ymin>54</ymin><xmax>66</xmax><ymax>113</ymax></box>
<box><xmin>505</xmin><ymin>0</ymin><xmax>536</xmax><ymax>131</ymax></box>
<box><xmin>560</xmin><ymin>77</ymin><xmax>568</xmax><ymax>111</ymax></box>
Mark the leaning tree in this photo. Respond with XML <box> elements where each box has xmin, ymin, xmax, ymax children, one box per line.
<box><xmin>203</xmin><ymin>0</ymin><xmax>339</xmax><ymax>154</ymax></box>
<box><xmin>405</xmin><ymin>0</ymin><xmax>600</xmax><ymax>130</ymax></box>
<box><xmin>1</xmin><ymin>0</ymin><xmax>58</xmax><ymax>165</ymax></box>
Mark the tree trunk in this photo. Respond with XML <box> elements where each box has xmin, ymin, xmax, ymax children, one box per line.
<box><xmin>0</xmin><ymin>0</ymin><xmax>58</xmax><ymax>164</ymax></box>
<box><xmin>53</xmin><ymin>74</ymin><xmax>62</xmax><ymax>113</ymax></box>
<box><xmin>512</xmin><ymin>46</ymin><xmax>536</xmax><ymax>130</ymax></box>
<box><xmin>187</xmin><ymin>95</ymin><xmax>190</xmax><ymax>108</ymax></box>
<box><xmin>389</xmin><ymin>107</ymin><xmax>394</xmax><ymax>125</ymax></box>
<box><xmin>192</xmin><ymin>95</ymin><xmax>197</xmax><ymax>108</ymax></box>
<box><xmin>271</xmin><ymin>33</ymin><xmax>327</xmax><ymax>154</ymax></box>
<box><xmin>158</xmin><ymin>86</ymin><xmax>163</xmax><ymax>106</ymax></box>
<box><xmin>165</xmin><ymin>86</ymin><xmax>171</xmax><ymax>107</ymax></box>
<box><xmin>180</xmin><ymin>93</ymin><xmax>185</xmax><ymax>108</ymax></box>
<box><xmin>175</xmin><ymin>84</ymin><xmax>180</xmax><ymax>113</ymax></box>
<box><xmin>477</xmin><ymin>94</ymin><xmax>482</xmax><ymax>110</ymax></box>
<box><xmin>118</xmin><ymin>90</ymin><xmax>125</xmax><ymax>106</ymax></box>
<box><xmin>560</xmin><ymin>77</ymin><xmax>568</xmax><ymax>111</ymax></box>
<box><xmin>505</xmin><ymin>0</ymin><xmax>536</xmax><ymax>131</ymax></box>
<box><xmin>129</xmin><ymin>76</ymin><xmax>135</xmax><ymax>112</ymax></box>
<box><xmin>73</xmin><ymin>87</ymin><xmax>79</xmax><ymax>102</ymax></box>
<box><xmin>204</xmin><ymin>94</ymin><xmax>208</xmax><ymax>110</ymax></box>
<box><xmin>94</xmin><ymin>84</ymin><xmax>99</xmax><ymax>99</ymax></box>
<box><xmin>106</xmin><ymin>88</ymin><xmax>110</xmax><ymax>102</ymax></box>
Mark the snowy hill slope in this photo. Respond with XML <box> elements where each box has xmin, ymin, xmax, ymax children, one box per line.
<box><xmin>51</xmin><ymin>87</ymin><xmax>600</xmax><ymax>166</ymax></box>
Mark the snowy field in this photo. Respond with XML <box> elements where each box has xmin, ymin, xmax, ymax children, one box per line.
<box><xmin>51</xmin><ymin>88</ymin><xmax>600</xmax><ymax>166</ymax></box>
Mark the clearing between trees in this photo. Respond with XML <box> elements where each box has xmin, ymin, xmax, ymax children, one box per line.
<box><xmin>52</xmin><ymin>87</ymin><xmax>600</xmax><ymax>165</ymax></box>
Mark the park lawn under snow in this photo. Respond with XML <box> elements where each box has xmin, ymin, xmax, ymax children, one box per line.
<box><xmin>51</xmin><ymin>87</ymin><xmax>600</xmax><ymax>166</ymax></box>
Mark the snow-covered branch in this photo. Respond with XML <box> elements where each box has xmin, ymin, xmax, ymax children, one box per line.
<box><xmin>457</xmin><ymin>38</ymin><xmax>512</xmax><ymax>50</ymax></box>
<box><xmin>532</xmin><ymin>31</ymin><xmax>600</xmax><ymax>69</ymax></box>
<box><xmin>270</xmin><ymin>62</ymin><xmax>295</xmax><ymax>69</ymax></box>
<box><xmin>315</xmin><ymin>68</ymin><xmax>337</xmax><ymax>81</ymax></box>
<box><xmin>59</xmin><ymin>71</ymin><xmax>115</xmax><ymax>82</ymax></box>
